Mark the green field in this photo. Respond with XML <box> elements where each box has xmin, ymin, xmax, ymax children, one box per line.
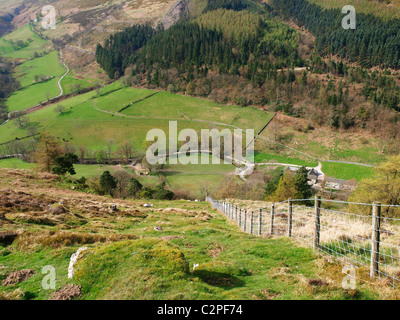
<box><xmin>0</xmin><ymin>156</ymin><xmax>235</xmax><ymax>200</ymax></box>
<box><xmin>0</xmin><ymin>24</ymin><xmax>49</xmax><ymax>59</ymax></box>
<box><xmin>14</xmin><ymin>51</ymin><xmax>64</xmax><ymax>88</ymax></box>
<box><xmin>91</xmin><ymin>86</ymin><xmax>274</xmax><ymax>132</ymax></box>
<box><xmin>0</xmin><ymin>23</ymin><xmax>97</xmax><ymax>113</ymax></box>
<box><xmin>0</xmin><ymin>158</ymin><xmax>34</xmax><ymax>170</ymax></box>
<box><xmin>0</xmin><ymin>83</ymin><xmax>273</xmax><ymax>153</ymax></box>
<box><xmin>93</xmin><ymin>87</ymin><xmax>156</xmax><ymax>113</ymax></box>
<box><xmin>120</xmin><ymin>91</ymin><xmax>273</xmax><ymax>131</ymax></box>
<box><xmin>321</xmin><ymin>162</ymin><xmax>375</xmax><ymax>181</ymax></box>
<box><xmin>161</xmin><ymin>155</ymin><xmax>235</xmax><ymax>198</ymax></box>
<box><xmin>253</xmin><ymin>152</ymin><xmax>376</xmax><ymax>181</ymax></box>
<box><xmin>6</xmin><ymin>78</ymin><xmax>62</xmax><ymax>112</ymax></box>
<box><xmin>61</xmin><ymin>72</ymin><xmax>94</xmax><ymax>95</ymax></box>
<box><xmin>0</xmin><ymin>80</ymin><xmax>378</xmax><ymax>183</ymax></box>
<box><xmin>0</xmin><ymin>24</ymin><xmax>65</xmax><ymax>112</ymax></box>
<box><xmin>5</xmin><ymin>50</ymin><xmax>66</xmax><ymax>112</ymax></box>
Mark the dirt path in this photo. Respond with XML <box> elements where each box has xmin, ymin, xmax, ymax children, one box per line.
<box><xmin>56</xmin><ymin>50</ymin><xmax>70</xmax><ymax>98</ymax></box>
<box><xmin>322</xmin><ymin>160</ymin><xmax>376</xmax><ymax>168</ymax></box>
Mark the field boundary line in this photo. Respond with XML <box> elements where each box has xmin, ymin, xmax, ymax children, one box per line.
<box><xmin>118</xmin><ymin>92</ymin><xmax>159</xmax><ymax>113</ymax></box>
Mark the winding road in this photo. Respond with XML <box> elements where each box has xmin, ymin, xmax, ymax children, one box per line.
<box><xmin>56</xmin><ymin>50</ymin><xmax>69</xmax><ymax>98</ymax></box>
<box><xmin>0</xmin><ymin>49</ymin><xmax>68</xmax><ymax>127</ymax></box>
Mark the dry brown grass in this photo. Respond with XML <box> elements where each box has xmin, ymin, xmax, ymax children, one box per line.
<box><xmin>0</xmin><ymin>288</ymin><xmax>25</xmax><ymax>300</ymax></box>
<box><xmin>207</xmin><ymin>242</ymin><xmax>224</xmax><ymax>258</ymax></box>
<box><xmin>223</xmin><ymin>198</ymin><xmax>400</xmax><ymax>283</ymax></box>
<box><xmin>16</xmin><ymin>230</ymin><xmax>138</xmax><ymax>249</ymax></box>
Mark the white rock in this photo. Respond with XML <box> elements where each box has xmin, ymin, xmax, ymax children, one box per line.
<box><xmin>68</xmin><ymin>247</ymin><xmax>88</xmax><ymax>279</ymax></box>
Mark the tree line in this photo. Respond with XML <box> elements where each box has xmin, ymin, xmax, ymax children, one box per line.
<box><xmin>271</xmin><ymin>0</ymin><xmax>400</xmax><ymax>69</ymax></box>
<box><xmin>30</xmin><ymin>132</ymin><xmax>175</xmax><ymax>200</ymax></box>
<box><xmin>96</xmin><ymin>8</ymin><xmax>302</xmax><ymax>86</ymax></box>
<box><xmin>0</xmin><ymin>56</ymin><xmax>20</xmax><ymax>123</ymax></box>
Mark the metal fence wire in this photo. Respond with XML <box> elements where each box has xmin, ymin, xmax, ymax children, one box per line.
<box><xmin>206</xmin><ymin>196</ymin><xmax>400</xmax><ymax>288</ymax></box>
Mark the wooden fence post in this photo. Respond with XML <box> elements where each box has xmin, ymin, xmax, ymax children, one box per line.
<box><xmin>258</xmin><ymin>209</ymin><xmax>262</xmax><ymax>236</ymax></box>
<box><xmin>250</xmin><ymin>211</ymin><xmax>254</xmax><ymax>234</ymax></box>
<box><xmin>314</xmin><ymin>196</ymin><xmax>321</xmax><ymax>250</ymax></box>
<box><xmin>239</xmin><ymin>208</ymin><xmax>242</xmax><ymax>228</ymax></box>
<box><xmin>244</xmin><ymin>210</ymin><xmax>247</xmax><ymax>232</ymax></box>
<box><xmin>235</xmin><ymin>206</ymin><xmax>238</xmax><ymax>222</ymax></box>
<box><xmin>271</xmin><ymin>204</ymin><xmax>275</xmax><ymax>235</ymax></box>
<box><xmin>288</xmin><ymin>199</ymin><xmax>293</xmax><ymax>237</ymax></box>
<box><xmin>370</xmin><ymin>202</ymin><xmax>381</xmax><ymax>278</ymax></box>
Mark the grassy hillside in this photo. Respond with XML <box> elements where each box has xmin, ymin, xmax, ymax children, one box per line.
<box><xmin>0</xmin><ymin>83</ymin><xmax>274</xmax><ymax>152</ymax></box>
<box><xmin>15</xmin><ymin>51</ymin><xmax>64</xmax><ymax>87</ymax></box>
<box><xmin>6</xmin><ymin>51</ymin><xmax>66</xmax><ymax>112</ymax></box>
<box><xmin>161</xmin><ymin>155</ymin><xmax>235</xmax><ymax>198</ymax></box>
<box><xmin>321</xmin><ymin>162</ymin><xmax>375</xmax><ymax>181</ymax></box>
<box><xmin>60</xmin><ymin>72</ymin><xmax>93</xmax><ymax>95</ymax></box>
<box><xmin>0</xmin><ymin>24</ymin><xmax>49</xmax><ymax>59</ymax></box>
<box><xmin>0</xmin><ymin>78</ymin><xmax>383</xmax><ymax>185</ymax></box>
<box><xmin>0</xmin><ymin>23</ymin><xmax>100</xmax><ymax>112</ymax></box>
<box><xmin>0</xmin><ymin>168</ymin><xmax>392</xmax><ymax>300</ymax></box>
<box><xmin>0</xmin><ymin>24</ymin><xmax>63</xmax><ymax>112</ymax></box>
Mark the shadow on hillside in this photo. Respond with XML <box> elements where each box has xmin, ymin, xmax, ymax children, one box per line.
<box><xmin>159</xmin><ymin>170</ymin><xmax>181</xmax><ymax>176</ymax></box>
<box><xmin>193</xmin><ymin>270</ymin><xmax>245</xmax><ymax>289</ymax></box>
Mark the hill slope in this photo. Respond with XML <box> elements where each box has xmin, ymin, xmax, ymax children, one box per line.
<box><xmin>0</xmin><ymin>168</ymin><xmax>394</xmax><ymax>300</ymax></box>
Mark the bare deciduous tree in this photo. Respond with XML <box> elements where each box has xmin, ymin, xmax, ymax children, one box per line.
<box><xmin>55</xmin><ymin>104</ymin><xmax>65</xmax><ymax>115</ymax></box>
<box><xmin>113</xmin><ymin>169</ymin><xmax>133</xmax><ymax>197</ymax></box>
<box><xmin>13</xmin><ymin>112</ymin><xmax>29</xmax><ymax>129</ymax></box>
<box><xmin>79</xmin><ymin>145</ymin><xmax>87</xmax><ymax>163</ymax></box>
<box><xmin>27</xmin><ymin>125</ymin><xmax>39</xmax><ymax>139</ymax></box>
<box><xmin>106</xmin><ymin>139</ymin><xmax>115</xmax><ymax>160</ymax></box>
<box><xmin>117</xmin><ymin>140</ymin><xmax>135</xmax><ymax>164</ymax></box>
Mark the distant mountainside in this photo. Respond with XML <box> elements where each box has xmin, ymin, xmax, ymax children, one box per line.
<box><xmin>0</xmin><ymin>1</ymin><xmax>25</xmax><ymax>37</ymax></box>
<box><xmin>93</xmin><ymin>0</ymin><xmax>400</xmax><ymax>142</ymax></box>
<box><xmin>1</xmin><ymin>0</ymin><xmax>400</xmax><ymax>145</ymax></box>
<box><xmin>272</xmin><ymin>0</ymin><xmax>400</xmax><ymax>69</ymax></box>
<box><xmin>0</xmin><ymin>0</ymin><xmax>188</xmax><ymax>79</ymax></box>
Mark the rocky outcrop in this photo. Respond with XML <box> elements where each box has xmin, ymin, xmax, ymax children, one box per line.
<box><xmin>160</xmin><ymin>0</ymin><xmax>187</xmax><ymax>29</ymax></box>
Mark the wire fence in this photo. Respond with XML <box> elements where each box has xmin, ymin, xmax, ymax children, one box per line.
<box><xmin>206</xmin><ymin>196</ymin><xmax>400</xmax><ymax>288</ymax></box>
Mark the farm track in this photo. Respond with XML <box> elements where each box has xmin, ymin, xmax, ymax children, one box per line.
<box><xmin>56</xmin><ymin>50</ymin><xmax>70</xmax><ymax>98</ymax></box>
